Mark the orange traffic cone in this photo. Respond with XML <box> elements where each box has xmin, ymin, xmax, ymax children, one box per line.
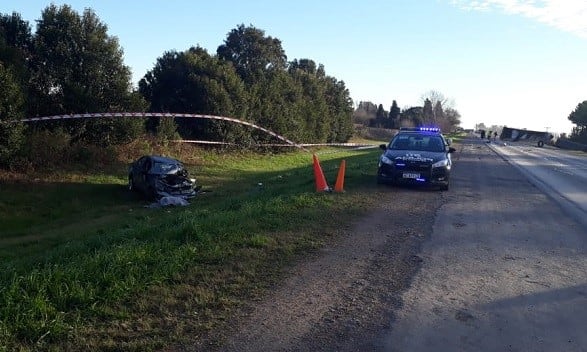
<box><xmin>334</xmin><ymin>159</ymin><xmax>346</xmax><ymax>192</ymax></box>
<box><xmin>312</xmin><ymin>154</ymin><xmax>330</xmax><ymax>192</ymax></box>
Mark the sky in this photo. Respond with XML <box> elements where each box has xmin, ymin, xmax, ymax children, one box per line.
<box><xmin>2</xmin><ymin>0</ymin><xmax>587</xmax><ymax>134</ymax></box>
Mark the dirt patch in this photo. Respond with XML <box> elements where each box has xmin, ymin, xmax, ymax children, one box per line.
<box><xmin>179</xmin><ymin>187</ymin><xmax>446</xmax><ymax>351</ymax></box>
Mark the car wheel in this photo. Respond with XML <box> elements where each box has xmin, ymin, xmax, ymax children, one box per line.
<box><xmin>128</xmin><ymin>177</ymin><xmax>136</xmax><ymax>192</ymax></box>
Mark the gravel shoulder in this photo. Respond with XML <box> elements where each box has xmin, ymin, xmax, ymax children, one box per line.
<box><xmin>214</xmin><ymin>188</ymin><xmax>444</xmax><ymax>352</ymax></box>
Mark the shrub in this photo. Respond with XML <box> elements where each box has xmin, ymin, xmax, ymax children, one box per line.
<box><xmin>24</xmin><ymin>128</ymin><xmax>72</xmax><ymax>169</ymax></box>
<box><xmin>0</xmin><ymin>64</ymin><xmax>26</xmax><ymax>168</ymax></box>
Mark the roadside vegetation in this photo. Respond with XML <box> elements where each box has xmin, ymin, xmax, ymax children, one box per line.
<box><xmin>0</xmin><ymin>140</ymin><xmax>387</xmax><ymax>351</ymax></box>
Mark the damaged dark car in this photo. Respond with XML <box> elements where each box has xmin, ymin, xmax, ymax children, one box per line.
<box><xmin>128</xmin><ymin>155</ymin><xmax>198</xmax><ymax>199</ymax></box>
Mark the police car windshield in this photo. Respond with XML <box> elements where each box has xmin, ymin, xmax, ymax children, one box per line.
<box><xmin>390</xmin><ymin>135</ymin><xmax>445</xmax><ymax>152</ymax></box>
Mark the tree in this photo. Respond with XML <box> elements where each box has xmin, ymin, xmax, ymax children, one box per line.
<box><xmin>568</xmin><ymin>100</ymin><xmax>587</xmax><ymax>142</ymax></box>
<box><xmin>0</xmin><ymin>12</ymin><xmax>34</xmax><ymax>128</ymax></box>
<box><xmin>247</xmin><ymin>69</ymin><xmax>306</xmax><ymax>143</ymax></box>
<box><xmin>443</xmin><ymin>107</ymin><xmax>461</xmax><ymax>132</ymax></box>
<box><xmin>376</xmin><ymin>104</ymin><xmax>386</xmax><ymax>119</ymax></box>
<box><xmin>322</xmin><ymin>76</ymin><xmax>353</xmax><ymax>142</ymax></box>
<box><xmin>433</xmin><ymin>101</ymin><xmax>444</xmax><ymax>122</ymax></box>
<box><xmin>287</xmin><ymin>59</ymin><xmax>329</xmax><ymax>142</ymax></box>
<box><xmin>245</xmin><ymin>53</ymin><xmax>351</xmax><ymax>144</ymax></box>
<box><xmin>0</xmin><ymin>63</ymin><xmax>25</xmax><ymax>166</ymax></box>
<box><xmin>0</xmin><ymin>12</ymin><xmax>33</xmax><ymax>91</ymax></box>
<box><xmin>568</xmin><ymin>101</ymin><xmax>587</xmax><ymax>128</ymax></box>
<box><xmin>358</xmin><ymin>101</ymin><xmax>377</xmax><ymax>114</ymax></box>
<box><xmin>372</xmin><ymin>103</ymin><xmax>387</xmax><ymax>127</ymax></box>
<box><xmin>30</xmin><ymin>4</ymin><xmax>145</xmax><ymax>145</ymax></box>
<box><xmin>388</xmin><ymin>100</ymin><xmax>400</xmax><ymax>129</ymax></box>
<box><xmin>0</xmin><ymin>12</ymin><xmax>32</xmax><ymax>53</ymax></box>
<box><xmin>422</xmin><ymin>98</ymin><xmax>434</xmax><ymax>124</ymax></box>
<box><xmin>217</xmin><ymin>24</ymin><xmax>287</xmax><ymax>83</ymax></box>
<box><xmin>421</xmin><ymin>90</ymin><xmax>461</xmax><ymax>131</ymax></box>
<box><xmin>401</xmin><ymin>106</ymin><xmax>423</xmax><ymax>127</ymax></box>
<box><xmin>353</xmin><ymin>101</ymin><xmax>379</xmax><ymax>127</ymax></box>
<box><xmin>139</xmin><ymin>46</ymin><xmax>248</xmax><ymax>141</ymax></box>
<box><xmin>289</xmin><ymin>58</ymin><xmax>319</xmax><ymax>75</ymax></box>
<box><xmin>352</xmin><ymin>102</ymin><xmax>370</xmax><ymax>126</ymax></box>
<box><xmin>420</xmin><ymin>90</ymin><xmax>454</xmax><ymax>111</ymax></box>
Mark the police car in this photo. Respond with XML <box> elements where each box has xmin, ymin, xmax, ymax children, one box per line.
<box><xmin>377</xmin><ymin>127</ymin><xmax>456</xmax><ymax>190</ymax></box>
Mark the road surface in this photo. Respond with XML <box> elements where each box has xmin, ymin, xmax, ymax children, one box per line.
<box><xmin>488</xmin><ymin>140</ymin><xmax>587</xmax><ymax>228</ymax></box>
<box><xmin>382</xmin><ymin>138</ymin><xmax>587</xmax><ymax>352</ymax></box>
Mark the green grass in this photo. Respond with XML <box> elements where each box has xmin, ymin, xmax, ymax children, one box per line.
<box><xmin>0</xmin><ymin>146</ymin><xmax>384</xmax><ymax>351</ymax></box>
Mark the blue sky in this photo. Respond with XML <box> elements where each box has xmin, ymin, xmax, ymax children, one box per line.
<box><xmin>2</xmin><ymin>1</ymin><xmax>586</xmax><ymax>134</ymax></box>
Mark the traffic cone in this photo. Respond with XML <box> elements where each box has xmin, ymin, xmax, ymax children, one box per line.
<box><xmin>312</xmin><ymin>154</ymin><xmax>330</xmax><ymax>192</ymax></box>
<box><xmin>334</xmin><ymin>159</ymin><xmax>346</xmax><ymax>192</ymax></box>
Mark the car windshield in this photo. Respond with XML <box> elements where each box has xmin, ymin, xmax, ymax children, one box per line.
<box><xmin>151</xmin><ymin>161</ymin><xmax>182</xmax><ymax>174</ymax></box>
<box><xmin>390</xmin><ymin>135</ymin><xmax>445</xmax><ymax>152</ymax></box>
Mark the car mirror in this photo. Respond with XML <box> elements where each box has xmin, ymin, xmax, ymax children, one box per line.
<box><xmin>448</xmin><ymin>147</ymin><xmax>456</xmax><ymax>153</ymax></box>
<box><xmin>379</xmin><ymin>144</ymin><xmax>387</xmax><ymax>150</ymax></box>
<box><xmin>445</xmin><ymin>138</ymin><xmax>452</xmax><ymax>146</ymax></box>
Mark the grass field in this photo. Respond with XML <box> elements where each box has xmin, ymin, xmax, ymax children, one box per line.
<box><xmin>0</xmin><ymin>143</ymin><xmax>386</xmax><ymax>351</ymax></box>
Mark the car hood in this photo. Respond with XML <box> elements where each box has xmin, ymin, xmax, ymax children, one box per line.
<box><xmin>382</xmin><ymin>150</ymin><xmax>447</xmax><ymax>163</ymax></box>
<box><xmin>147</xmin><ymin>173</ymin><xmax>197</xmax><ymax>199</ymax></box>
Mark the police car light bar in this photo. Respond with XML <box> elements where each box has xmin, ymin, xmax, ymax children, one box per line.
<box><xmin>399</xmin><ymin>127</ymin><xmax>441</xmax><ymax>132</ymax></box>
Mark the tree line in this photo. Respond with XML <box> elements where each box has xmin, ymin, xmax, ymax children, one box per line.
<box><xmin>568</xmin><ymin>101</ymin><xmax>587</xmax><ymax>143</ymax></box>
<box><xmin>0</xmin><ymin>5</ymin><xmax>354</xmax><ymax>168</ymax></box>
<box><xmin>353</xmin><ymin>90</ymin><xmax>462</xmax><ymax>133</ymax></box>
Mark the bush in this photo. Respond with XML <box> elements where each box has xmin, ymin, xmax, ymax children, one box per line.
<box><xmin>354</xmin><ymin>126</ymin><xmax>396</xmax><ymax>142</ymax></box>
<box><xmin>24</xmin><ymin>128</ymin><xmax>72</xmax><ymax>169</ymax></box>
<box><xmin>156</xmin><ymin>117</ymin><xmax>181</xmax><ymax>142</ymax></box>
<box><xmin>0</xmin><ymin>121</ymin><xmax>25</xmax><ymax>168</ymax></box>
<box><xmin>0</xmin><ymin>64</ymin><xmax>26</xmax><ymax>168</ymax></box>
<box><xmin>570</xmin><ymin>127</ymin><xmax>587</xmax><ymax>144</ymax></box>
<box><xmin>70</xmin><ymin>143</ymin><xmax>118</xmax><ymax>168</ymax></box>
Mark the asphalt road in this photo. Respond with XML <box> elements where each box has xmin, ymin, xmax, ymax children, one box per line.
<box><xmin>488</xmin><ymin>140</ymin><xmax>587</xmax><ymax>228</ymax></box>
<box><xmin>381</xmin><ymin>138</ymin><xmax>587</xmax><ymax>351</ymax></box>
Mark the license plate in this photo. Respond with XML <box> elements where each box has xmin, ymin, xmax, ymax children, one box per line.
<box><xmin>402</xmin><ymin>172</ymin><xmax>421</xmax><ymax>179</ymax></box>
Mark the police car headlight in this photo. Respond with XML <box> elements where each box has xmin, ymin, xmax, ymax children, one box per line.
<box><xmin>432</xmin><ymin>159</ymin><xmax>449</xmax><ymax>169</ymax></box>
<box><xmin>379</xmin><ymin>156</ymin><xmax>393</xmax><ymax>166</ymax></box>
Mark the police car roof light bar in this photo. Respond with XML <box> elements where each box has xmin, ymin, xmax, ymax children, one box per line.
<box><xmin>399</xmin><ymin>127</ymin><xmax>441</xmax><ymax>132</ymax></box>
